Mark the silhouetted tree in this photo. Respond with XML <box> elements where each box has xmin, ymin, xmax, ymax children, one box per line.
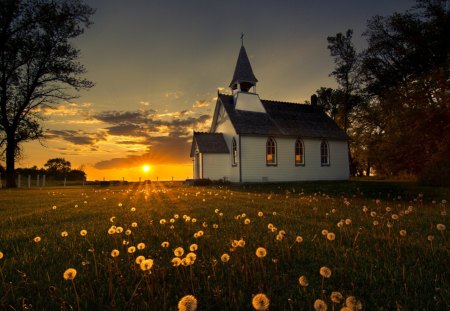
<box><xmin>44</xmin><ymin>157</ymin><xmax>71</xmax><ymax>179</ymax></box>
<box><xmin>0</xmin><ymin>0</ymin><xmax>94</xmax><ymax>188</ymax></box>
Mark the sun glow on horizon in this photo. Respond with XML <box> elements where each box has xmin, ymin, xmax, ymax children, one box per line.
<box><xmin>142</xmin><ymin>164</ymin><xmax>151</xmax><ymax>173</ymax></box>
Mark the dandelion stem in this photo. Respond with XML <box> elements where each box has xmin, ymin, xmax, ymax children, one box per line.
<box><xmin>71</xmin><ymin>280</ymin><xmax>81</xmax><ymax>311</ymax></box>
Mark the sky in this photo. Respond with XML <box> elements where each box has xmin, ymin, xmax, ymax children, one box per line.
<box><xmin>13</xmin><ymin>0</ymin><xmax>414</xmax><ymax>181</ymax></box>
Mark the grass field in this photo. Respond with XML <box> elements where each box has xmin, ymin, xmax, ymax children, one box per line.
<box><xmin>0</xmin><ymin>181</ymin><xmax>448</xmax><ymax>310</ymax></box>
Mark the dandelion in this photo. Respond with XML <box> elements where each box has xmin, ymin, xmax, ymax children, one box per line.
<box><xmin>391</xmin><ymin>214</ymin><xmax>399</xmax><ymax>220</ymax></box>
<box><xmin>337</xmin><ymin>221</ymin><xmax>344</xmax><ymax>228</ymax></box>
<box><xmin>213</xmin><ymin>224</ymin><xmax>219</xmax><ymax>229</ymax></box>
<box><xmin>427</xmin><ymin>235</ymin><xmax>434</xmax><ymax>241</ymax></box>
<box><xmin>386</xmin><ymin>207</ymin><xmax>392</xmax><ymax>212</ymax></box>
<box><xmin>160</xmin><ymin>219</ymin><xmax>167</xmax><ymax>225</ymax></box>
<box><xmin>52</xmin><ymin>205</ymin><xmax>57</xmax><ymax>210</ymax></box>
<box><xmin>326</xmin><ymin>232</ymin><xmax>336</xmax><ymax>241</ymax></box>
<box><xmin>34</xmin><ymin>236</ymin><xmax>41</xmax><ymax>243</ymax></box>
<box><xmin>63</xmin><ymin>268</ymin><xmax>77</xmax><ymax>281</ymax></box>
<box><xmin>255</xmin><ymin>247</ymin><xmax>267</xmax><ymax>258</ymax></box>
<box><xmin>276</xmin><ymin>234</ymin><xmax>283</xmax><ymax>241</ymax></box>
<box><xmin>345</xmin><ymin>296</ymin><xmax>362</xmax><ymax>310</ymax></box>
<box><xmin>0</xmin><ymin>251</ymin><xmax>3</xmax><ymax>260</ymax></box>
<box><xmin>267</xmin><ymin>223</ymin><xmax>274</xmax><ymax>230</ymax></box>
<box><xmin>252</xmin><ymin>293</ymin><xmax>270</xmax><ymax>311</ymax></box>
<box><xmin>189</xmin><ymin>244</ymin><xmax>198</xmax><ymax>252</ymax></box>
<box><xmin>111</xmin><ymin>249</ymin><xmax>120</xmax><ymax>258</ymax></box>
<box><xmin>125</xmin><ymin>229</ymin><xmax>132</xmax><ymax>235</ymax></box>
<box><xmin>61</xmin><ymin>231</ymin><xmax>68</xmax><ymax>237</ymax></box>
<box><xmin>192</xmin><ymin>218</ymin><xmax>197</xmax><ymax>223</ymax></box>
<box><xmin>258</xmin><ymin>211</ymin><xmax>263</xmax><ymax>217</ymax></box>
<box><xmin>330</xmin><ymin>291</ymin><xmax>343</xmax><ymax>303</ymax></box>
<box><xmin>244</xmin><ymin>218</ymin><xmax>251</xmax><ymax>225</ymax></box>
<box><xmin>436</xmin><ymin>224</ymin><xmax>446</xmax><ymax>231</ymax></box>
<box><xmin>116</xmin><ymin>227</ymin><xmax>123</xmax><ymax>233</ymax></box>
<box><xmin>321</xmin><ymin>229</ymin><xmax>328</xmax><ymax>236</ymax></box>
<box><xmin>232</xmin><ymin>240</ymin><xmax>239</xmax><ymax>248</ymax></box>
<box><xmin>320</xmin><ymin>266</ymin><xmax>332</xmax><ymax>278</ymax></box>
<box><xmin>186</xmin><ymin>252</ymin><xmax>197</xmax><ymax>262</ymax></box>
<box><xmin>362</xmin><ymin>206</ymin><xmax>368</xmax><ymax>213</ymax></box>
<box><xmin>171</xmin><ymin>257</ymin><xmax>182</xmax><ymax>267</ymax></box>
<box><xmin>238</xmin><ymin>239</ymin><xmax>246</xmax><ymax>247</ymax></box>
<box><xmin>161</xmin><ymin>241</ymin><xmax>170</xmax><ymax>248</ymax></box>
<box><xmin>399</xmin><ymin>229</ymin><xmax>407</xmax><ymax>237</ymax></box>
<box><xmin>313</xmin><ymin>299</ymin><xmax>327</xmax><ymax>311</ymax></box>
<box><xmin>174</xmin><ymin>247</ymin><xmax>184</xmax><ymax>257</ymax></box>
<box><xmin>108</xmin><ymin>227</ymin><xmax>116</xmax><ymax>235</ymax></box>
<box><xmin>181</xmin><ymin>257</ymin><xmax>191</xmax><ymax>266</ymax></box>
<box><xmin>140</xmin><ymin>259</ymin><xmax>154</xmax><ymax>271</ymax></box>
<box><xmin>128</xmin><ymin>246</ymin><xmax>136</xmax><ymax>254</ymax></box>
<box><xmin>80</xmin><ymin>230</ymin><xmax>87</xmax><ymax>236</ymax></box>
<box><xmin>110</xmin><ymin>216</ymin><xmax>116</xmax><ymax>222</ymax></box>
<box><xmin>295</xmin><ymin>236</ymin><xmax>303</xmax><ymax>243</ymax></box>
<box><xmin>345</xmin><ymin>218</ymin><xmax>352</xmax><ymax>225</ymax></box>
<box><xmin>130</xmin><ymin>207</ymin><xmax>136</xmax><ymax>212</ymax></box>
<box><xmin>221</xmin><ymin>253</ymin><xmax>230</xmax><ymax>263</ymax></box>
<box><xmin>370</xmin><ymin>211</ymin><xmax>376</xmax><ymax>217</ymax></box>
<box><xmin>298</xmin><ymin>275</ymin><xmax>309</xmax><ymax>287</ymax></box>
<box><xmin>135</xmin><ymin>255</ymin><xmax>145</xmax><ymax>264</ymax></box>
<box><xmin>131</xmin><ymin>222</ymin><xmax>138</xmax><ymax>228</ymax></box>
<box><xmin>387</xmin><ymin>222</ymin><xmax>393</xmax><ymax>228</ymax></box>
<box><xmin>197</xmin><ymin>230</ymin><xmax>204</xmax><ymax>237</ymax></box>
<box><xmin>178</xmin><ymin>295</ymin><xmax>197</xmax><ymax>311</ymax></box>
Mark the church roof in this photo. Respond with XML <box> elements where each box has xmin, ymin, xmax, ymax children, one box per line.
<box><xmin>229</xmin><ymin>46</ymin><xmax>258</xmax><ymax>87</ymax></box>
<box><xmin>218</xmin><ymin>94</ymin><xmax>348</xmax><ymax>140</ymax></box>
<box><xmin>190</xmin><ymin>132</ymin><xmax>229</xmax><ymax>157</ymax></box>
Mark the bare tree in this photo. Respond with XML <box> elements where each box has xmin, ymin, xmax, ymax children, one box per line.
<box><xmin>0</xmin><ymin>0</ymin><xmax>94</xmax><ymax>187</ymax></box>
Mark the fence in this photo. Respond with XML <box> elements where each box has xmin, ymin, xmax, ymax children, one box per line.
<box><xmin>0</xmin><ymin>173</ymin><xmax>86</xmax><ymax>189</ymax></box>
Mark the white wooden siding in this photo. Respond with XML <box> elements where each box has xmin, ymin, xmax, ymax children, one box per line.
<box><xmin>214</xmin><ymin>114</ymin><xmax>240</xmax><ymax>182</ymax></box>
<box><xmin>240</xmin><ymin>136</ymin><xmax>349</xmax><ymax>182</ymax></box>
<box><xmin>202</xmin><ymin>154</ymin><xmax>230</xmax><ymax>181</ymax></box>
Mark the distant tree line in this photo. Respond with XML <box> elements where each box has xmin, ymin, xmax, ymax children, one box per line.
<box><xmin>316</xmin><ymin>0</ymin><xmax>450</xmax><ymax>186</ymax></box>
<box><xmin>0</xmin><ymin>158</ymin><xmax>86</xmax><ymax>181</ymax></box>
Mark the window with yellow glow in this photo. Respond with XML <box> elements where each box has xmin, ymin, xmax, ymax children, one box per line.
<box><xmin>295</xmin><ymin>138</ymin><xmax>305</xmax><ymax>165</ymax></box>
<box><xmin>266</xmin><ymin>137</ymin><xmax>276</xmax><ymax>165</ymax></box>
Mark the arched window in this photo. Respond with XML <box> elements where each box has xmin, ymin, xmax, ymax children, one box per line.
<box><xmin>266</xmin><ymin>137</ymin><xmax>277</xmax><ymax>165</ymax></box>
<box><xmin>320</xmin><ymin>140</ymin><xmax>329</xmax><ymax>166</ymax></box>
<box><xmin>295</xmin><ymin>139</ymin><xmax>305</xmax><ymax>165</ymax></box>
<box><xmin>232</xmin><ymin>138</ymin><xmax>237</xmax><ymax>166</ymax></box>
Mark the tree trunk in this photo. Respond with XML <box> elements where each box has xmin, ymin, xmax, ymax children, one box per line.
<box><xmin>5</xmin><ymin>138</ymin><xmax>17</xmax><ymax>188</ymax></box>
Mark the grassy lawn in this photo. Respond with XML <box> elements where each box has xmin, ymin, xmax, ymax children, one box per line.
<box><xmin>0</xmin><ymin>181</ymin><xmax>448</xmax><ymax>310</ymax></box>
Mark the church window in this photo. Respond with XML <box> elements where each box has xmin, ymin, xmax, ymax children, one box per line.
<box><xmin>320</xmin><ymin>140</ymin><xmax>329</xmax><ymax>166</ymax></box>
<box><xmin>232</xmin><ymin>138</ymin><xmax>238</xmax><ymax>166</ymax></box>
<box><xmin>266</xmin><ymin>137</ymin><xmax>277</xmax><ymax>165</ymax></box>
<box><xmin>295</xmin><ymin>139</ymin><xmax>305</xmax><ymax>165</ymax></box>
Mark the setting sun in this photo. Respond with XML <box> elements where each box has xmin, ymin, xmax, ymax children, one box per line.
<box><xmin>142</xmin><ymin>164</ymin><xmax>151</xmax><ymax>172</ymax></box>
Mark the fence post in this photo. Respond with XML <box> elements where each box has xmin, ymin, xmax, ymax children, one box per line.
<box><xmin>37</xmin><ymin>175</ymin><xmax>40</xmax><ymax>187</ymax></box>
<box><xmin>42</xmin><ymin>175</ymin><xmax>46</xmax><ymax>187</ymax></box>
<box><xmin>18</xmin><ymin>174</ymin><xmax>21</xmax><ymax>188</ymax></box>
<box><xmin>64</xmin><ymin>177</ymin><xmax>67</xmax><ymax>187</ymax></box>
<box><xmin>28</xmin><ymin>175</ymin><xmax>31</xmax><ymax>188</ymax></box>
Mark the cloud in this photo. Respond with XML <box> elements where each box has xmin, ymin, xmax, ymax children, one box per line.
<box><xmin>193</xmin><ymin>100</ymin><xmax>210</xmax><ymax>108</ymax></box>
<box><xmin>46</xmin><ymin>130</ymin><xmax>106</xmax><ymax>145</ymax></box>
<box><xmin>38</xmin><ymin>102</ymin><xmax>93</xmax><ymax>117</ymax></box>
<box><xmin>94</xmin><ymin>110</ymin><xmax>156</xmax><ymax>124</ymax></box>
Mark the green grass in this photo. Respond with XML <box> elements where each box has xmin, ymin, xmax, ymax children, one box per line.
<box><xmin>0</xmin><ymin>181</ymin><xmax>448</xmax><ymax>310</ymax></box>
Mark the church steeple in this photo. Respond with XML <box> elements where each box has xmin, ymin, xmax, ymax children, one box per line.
<box><xmin>229</xmin><ymin>43</ymin><xmax>258</xmax><ymax>93</ymax></box>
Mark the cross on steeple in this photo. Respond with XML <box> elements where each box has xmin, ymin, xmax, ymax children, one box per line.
<box><xmin>241</xmin><ymin>32</ymin><xmax>244</xmax><ymax>46</ymax></box>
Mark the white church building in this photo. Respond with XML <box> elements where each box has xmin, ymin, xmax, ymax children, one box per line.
<box><xmin>190</xmin><ymin>44</ymin><xmax>349</xmax><ymax>182</ymax></box>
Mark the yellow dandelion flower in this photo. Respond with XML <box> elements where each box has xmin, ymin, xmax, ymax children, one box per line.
<box><xmin>436</xmin><ymin>224</ymin><xmax>446</xmax><ymax>231</ymax></box>
<box><xmin>174</xmin><ymin>247</ymin><xmax>184</xmax><ymax>257</ymax></box>
<box><xmin>131</xmin><ymin>222</ymin><xmax>138</xmax><ymax>228</ymax></box>
<box><xmin>177</xmin><ymin>294</ymin><xmax>197</xmax><ymax>311</ymax></box>
<box><xmin>258</xmin><ymin>211</ymin><xmax>263</xmax><ymax>217</ymax></box>
<box><xmin>170</xmin><ymin>218</ymin><xmax>175</xmax><ymax>223</ymax></box>
<box><xmin>136</xmin><ymin>255</ymin><xmax>145</xmax><ymax>264</ymax></box>
<box><xmin>181</xmin><ymin>257</ymin><xmax>191</xmax><ymax>266</ymax></box>
<box><xmin>427</xmin><ymin>235</ymin><xmax>434</xmax><ymax>241</ymax></box>
<box><xmin>213</xmin><ymin>224</ymin><xmax>219</xmax><ymax>229</ymax></box>
<box><xmin>80</xmin><ymin>230</ymin><xmax>87</xmax><ymax>236</ymax></box>
<box><xmin>118</xmin><ymin>203</ymin><xmax>122</xmax><ymax>207</ymax></box>
<box><xmin>295</xmin><ymin>236</ymin><xmax>303</xmax><ymax>243</ymax></box>
<box><xmin>386</xmin><ymin>207</ymin><xmax>392</xmax><ymax>212</ymax></box>
<box><xmin>370</xmin><ymin>211</ymin><xmax>377</xmax><ymax>217</ymax></box>
<box><xmin>255</xmin><ymin>247</ymin><xmax>267</xmax><ymax>258</ymax></box>
<box><xmin>231</xmin><ymin>240</ymin><xmax>239</xmax><ymax>248</ymax></box>
<box><xmin>197</xmin><ymin>230</ymin><xmax>204</xmax><ymax>237</ymax></box>
<box><xmin>313</xmin><ymin>299</ymin><xmax>327</xmax><ymax>311</ymax></box>
<box><xmin>330</xmin><ymin>291</ymin><xmax>343</xmax><ymax>303</ymax></box>
<box><xmin>63</xmin><ymin>268</ymin><xmax>77</xmax><ymax>281</ymax></box>
<box><xmin>202</xmin><ymin>221</ymin><xmax>208</xmax><ymax>228</ymax></box>
<box><xmin>279</xmin><ymin>230</ymin><xmax>286</xmax><ymax>236</ymax></box>
<box><xmin>130</xmin><ymin>207</ymin><xmax>136</xmax><ymax>212</ymax></box>
<box><xmin>171</xmin><ymin>257</ymin><xmax>181</xmax><ymax>267</ymax></box>
<box><xmin>52</xmin><ymin>205</ymin><xmax>57</xmax><ymax>210</ymax></box>
<box><xmin>362</xmin><ymin>206</ymin><xmax>368</xmax><ymax>212</ymax></box>
<box><xmin>271</xmin><ymin>226</ymin><xmax>277</xmax><ymax>232</ymax></box>
<box><xmin>252</xmin><ymin>293</ymin><xmax>270</xmax><ymax>311</ymax></box>
<box><xmin>275</xmin><ymin>234</ymin><xmax>283</xmax><ymax>241</ymax></box>
<box><xmin>128</xmin><ymin>246</ymin><xmax>136</xmax><ymax>254</ymax></box>
<box><xmin>244</xmin><ymin>218</ymin><xmax>251</xmax><ymax>225</ymax></box>
<box><xmin>174</xmin><ymin>214</ymin><xmax>179</xmax><ymax>219</ymax></box>
<box><xmin>320</xmin><ymin>266</ymin><xmax>332</xmax><ymax>278</ymax></box>
<box><xmin>337</xmin><ymin>221</ymin><xmax>344</xmax><ymax>228</ymax></box>
<box><xmin>110</xmin><ymin>216</ymin><xmax>116</xmax><ymax>223</ymax></box>
<box><xmin>326</xmin><ymin>232</ymin><xmax>336</xmax><ymax>241</ymax></box>
<box><xmin>61</xmin><ymin>231</ymin><xmax>68</xmax><ymax>237</ymax></box>
<box><xmin>160</xmin><ymin>219</ymin><xmax>166</xmax><ymax>225</ymax></box>
<box><xmin>272</xmin><ymin>212</ymin><xmax>277</xmax><ymax>216</ymax></box>
<box><xmin>373</xmin><ymin>220</ymin><xmax>379</xmax><ymax>226</ymax></box>
<box><xmin>345</xmin><ymin>218</ymin><xmax>352</xmax><ymax>225</ymax></box>
<box><xmin>125</xmin><ymin>229</ymin><xmax>132</xmax><ymax>235</ymax></box>
<box><xmin>193</xmin><ymin>233</ymin><xmax>199</xmax><ymax>239</ymax></box>
<box><xmin>221</xmin><ymin>253</ymin><xmax>230</xmax><ymax>263</ymax></box>
<box><xmin>321</xmin><ymin>229</ymin><xmax>328</xmax><ymax>236</ymax></box>
<box><xmin>111</xmin><ymin>249</ymin><xmax>120</xmax><ymax>258</ymax></box>
<box><xmin>238</xmin><ymin>239</ymin><xmax>246</xmax><ymax>247</ymax></box>
<box><xmin>392</xmin><ymin>214</ymin><xmax>399</xmax><ymax>220</ymax></box>
<box><xmin>345</xmin><ymin>296</ymin><xmax>362</xmax><ymax>310</ymax></box>
<box><xmin>0</xmin><ymin>251</ymin><xmax>3</xmax><ymax>260</ymax></box>
<box><xmin>137</xmin><ymin>243</ymin><xmax>145</xmax><ymax>250</ymax></box>
<box><xmin>116</xmin><ymin>227</ymin><xmax>123</xmax><ymax>233</ymax></box>
<box><xmin>161</xmin><ymin>241</ymin><xmax>170</xmax><ymax>248</ymax></box>
<box><xmin>340</xmin><ymin>308</ymin><xmax>352</xmax><ymax>311</ymax></box>
<box><xmin>123</xmin><ymin>240</ymin><xmax>129</xmax><ymax>245</ymax></box>
<box><xmin>140</xmin><ymin>258</ymin><xmax>154</xmax><ymax>271</ymax></box>
<box><xmin>186</xmin><ymin>252</ymin><xmax>197</xmax><ymax>262</ymax></box>
<box><xmin>399</xmin><ymin>229</ymin><xmax>407</xmax><ymax>237</ymax></box>
<box><xmin>298</xmin><ymin>275</ymin><xmax>309</xmax><ymax>287</ymax></box>
<box><xmin>267</xmin><ymin>223</ymin><xmax>274</xmax><ymax>230</ymax></box>
<box><xmin>189</xmin><ymin>244</ymin><xmax>198</xmax><ymax>252</ymax></box>
<box><xmin>34</xmin><ymin>236</ymin><xmax>41</xmax><ymax>243</ymax></box>
<box><xmin>108</xmin><ymin>227</ymin><xmax>116</xmax><ymax>235</ymax></box>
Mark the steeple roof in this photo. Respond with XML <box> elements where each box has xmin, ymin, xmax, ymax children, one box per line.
<box><xmin>229</xmin><ymin>45</ymin><xmax>258</xmax><ymax>88</ymax></box>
